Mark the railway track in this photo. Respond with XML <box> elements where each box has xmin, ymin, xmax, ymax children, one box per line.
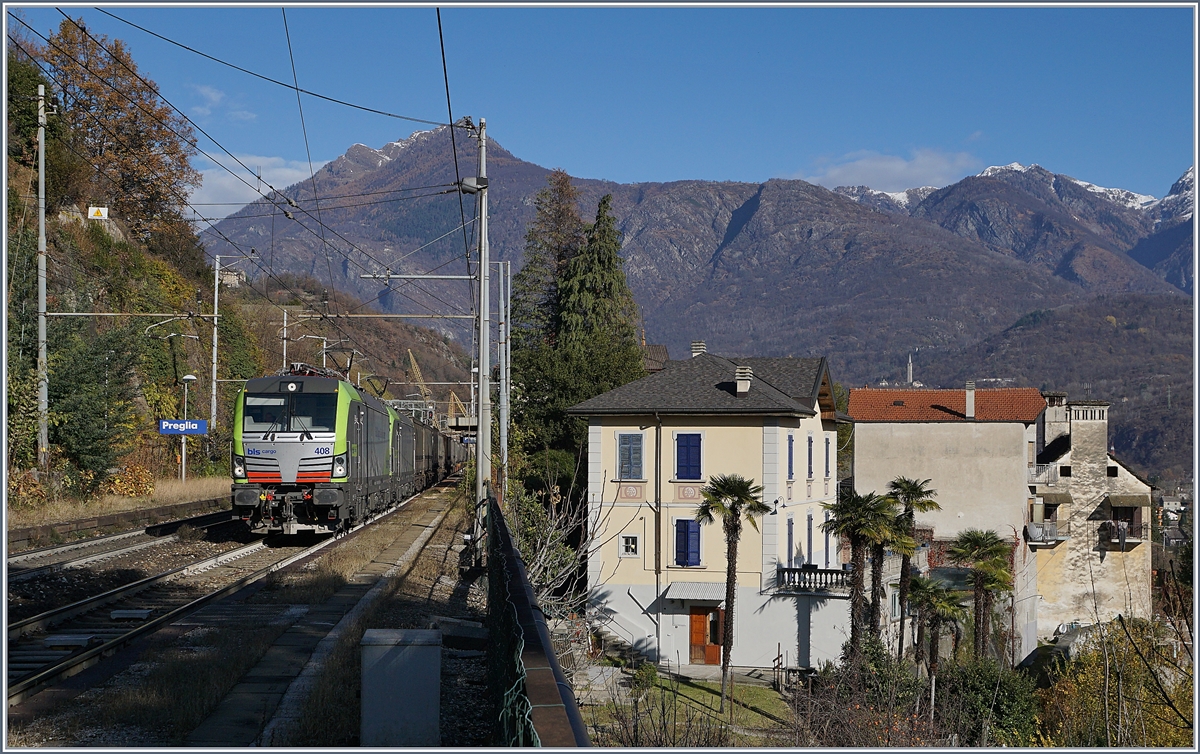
<box><xmin>6</xmin><ymin>494</ymin><xmax>418</xmax><ymax>706</ymax></box>
<box><xmin>7</xmin><ymin>510</ymin><xmax>236</xmax><ymax>583</ymax></box>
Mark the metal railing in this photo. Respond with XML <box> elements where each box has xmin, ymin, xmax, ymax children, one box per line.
<box><xmin>1025</xmin><ymin>520</ymin><xmax>1070</xmax><ymax>544</ymax></box>
<box><xmin>487</xmin><ymin>497</ymin><xmax>590</xmax><ymax>747</ymax></box>
<box><xmin>776</xmin><ymin>565</ymin><xmax>851</xmax><ymax>592</ymax></box>
<box><xmin>1028</xmin><ymin>464</ymin><xmax>1059</xmax><ymax>485</ymax></box>
<box><xmin>1102</xmin><ymin>521</ymin><xmax>1149</xmax><ymax>547</ymax></box>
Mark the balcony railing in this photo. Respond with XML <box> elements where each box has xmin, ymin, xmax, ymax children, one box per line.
<box><xmin>1025</xmin><ymin>520</ymin><xmax>1070</xmax><ymax>545</ymax></box>
<box><xmin>777</xmin><ymin>565</ymin><xmax>850</xmax><ymax>593</ymax></box>
<box><xmin>1028</xmin><ymin>464</ymin><xmax>1059</xmax><ymax>485</ymax></box>
<box><xmin>1102</xmin><ymin>521</ymin><xmax>1148</xmax><ymax>548</ymax></box>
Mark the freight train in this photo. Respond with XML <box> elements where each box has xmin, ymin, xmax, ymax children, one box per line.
<box><xmin>229</xmin><ymin>364</ymin><xmax>466</xmax><ymax>535</ymax></box>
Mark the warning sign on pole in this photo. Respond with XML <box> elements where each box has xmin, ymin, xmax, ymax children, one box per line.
<box><xmin>87</xmin><ymin>206</ymin><xmax>109</xmax><ymax>220</ymax></box>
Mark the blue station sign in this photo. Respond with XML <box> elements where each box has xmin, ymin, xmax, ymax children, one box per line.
<box><xmin>159</xmin><ymin>419</ymin><xmax>208</xmax><ymax>435</ymax></box>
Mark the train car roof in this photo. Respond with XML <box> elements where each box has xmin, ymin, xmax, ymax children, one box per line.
<box><xmin>243</xmin><ymin>375</ymin><xmax>343</xmax><ymax>394</ymax></box>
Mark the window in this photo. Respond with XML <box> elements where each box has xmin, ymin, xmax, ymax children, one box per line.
<box><xmin>620</xmin><ymin>534</ymin><xmax>640</xmax><ymax>558</ymax></box>
<box><xmin>618</xmin><ymin>434</ymin><xmax>643</xmax><ymax>480</ymax></box>
<box><xmin>676</xmin><ymin>434</ymin><xmax>702</xmax><ymax>480</ymax></box>
<box><xmin>807</xmin><ymin>434</ymin><xmax>814</xmax><ymax>479</ymax></box>
<box><xmin>1107</xmin><ymin>466</ymin><xmax>1119</xmax><ymax>478</ymax></box>
<box><xmin>787</xmin><ymin>434</ymin><xmax>794</xmax><ymax>480</ymax></box>
<box><xmin>675</xmin><ymin>519</ymin><xmax>701</xmax><ymax>566</ymax></box>
<box><xmin>824</xmin><ymin>436</ymin><xmax>831</xmax><ymax>478</ymax></box>
<box><xmin>1060</xmin><ymin>465</ymin><xmax>1072</xmax><ymax>477</ymax></box>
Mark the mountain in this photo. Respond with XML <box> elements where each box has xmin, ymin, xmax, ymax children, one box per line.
<box><xmin>203</xmin><ymin>129</ymin><xmax>1193</xmax><ymax>478</ymax></box>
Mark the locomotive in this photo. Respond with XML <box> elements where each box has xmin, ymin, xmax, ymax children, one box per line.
<box><xmin>229</xmin><ymin>364</ymin><xmax>466</xmax><ymax>535</ymax></box>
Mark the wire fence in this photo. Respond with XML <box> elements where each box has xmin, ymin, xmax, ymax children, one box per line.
<box><xmin>486</xmin><ymin>495</ymin><xmax>591</xmax><ymax>747</ymax></box>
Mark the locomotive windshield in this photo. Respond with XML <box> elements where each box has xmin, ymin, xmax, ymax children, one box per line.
<box><xmin>243</xmin><ymin>393</ymin><xmax>338</xmax><ymax>433</ymax></box>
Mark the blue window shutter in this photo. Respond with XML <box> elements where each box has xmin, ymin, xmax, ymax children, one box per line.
<box><xmin>631</xmin><ymin>435</ymin><xmax>642</xmax><ymax>478</ymax></box>
<box><xmin>677</xmin><ymin>434</ymin><xmax>701</xmax><ymax>479</ymax></box>
<box><xmin>788</xmin><ymin>435</ymin><xmax>794</xmax><ymax>480</ymax></box>
<box><xmin>675</xmin><ymin>520</ymin><xmax>688</xmax><ymax>566</ymax></box>
<box><xmin>687</xmin><ymin>520</ymin><xmax>701</xmax><ymax>566</ymax></box>
<box><xmin>619</xmin><ymin>436</ymin><xmax>631</xmax><ymax>479</ymax></box>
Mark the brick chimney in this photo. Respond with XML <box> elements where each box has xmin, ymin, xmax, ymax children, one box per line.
<box><xmin>736</xmin><ymin>365</ymin><xmax>752</xmax><ymax>396</ymax></box>
<box><xmin>691</xmin><ymin>340</ymin><xmax>707</xmax><ymax>357</ymax></box>
<box><xmin>965</xmin><ymin>381</ymin><xmax>976</xmax><ymax>419</ymax></box>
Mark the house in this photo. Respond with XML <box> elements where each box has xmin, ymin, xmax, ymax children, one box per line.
<box><xmin>849</xmin><ymin>384</ymin><xmax>1153</xmax><ymax>664</ymax></box>
<box><xmin>1029</xmin><ymin>394</ymin><xmax>1154</xmax><ymax>636</ymax></box>
<box><xmin>568</xmin><ymin>342</ymin><xmax>849</xmax><ymax>669</ymax></box>
<box><xmin>849</xmin><ymin>382</ymin><xmax>1045</xmax><ymax>663</ymax></box>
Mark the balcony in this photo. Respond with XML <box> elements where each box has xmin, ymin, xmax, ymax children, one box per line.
<box><xmin>777</xmin><ymin>565</ymin><xmax>850</xmax><ymax>594</ymax></box>
<box><xmin>1102</xmin><ymin>521</ymin><xmax>1148</xmax><ymax>549</ymax></box>
<box><xmin>1028</xmin><ymin>464</ymin><xmax>1059</xmax><ymax>485</ymax></box>
<box><xmin>1025</xmin><ymin>520</ymin><xmax>1069</xmax><ymax>547</ymax></box>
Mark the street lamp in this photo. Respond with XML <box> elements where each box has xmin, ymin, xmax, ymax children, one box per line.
<box><xmin>182</xmin><ymin>374</ymin><xmax>197</xmax><ymax>482</ymax></box>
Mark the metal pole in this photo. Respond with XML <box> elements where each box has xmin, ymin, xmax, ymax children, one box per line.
<box><xmin>475</xmin><ymin>118</ymin><xmax>490</xmax><ymax>563</ymax></box>
<box><xmin>181</xmin><ymin>380</ymin><xmax>189</xmax><ymax>482</ymax></box>
<box><xmin>282</xmin><ymin>309</ymin><xmax>288</xmax><ymax>368</ymax></box>
<box><xmin>211</xmin><ymin>256</ymin><xmax>220</xmax><ymax>430</ymax></box>
<box><xmin>499</xmin><ymin>260</ymin><xmax>510</xmax><ymax>498</ymax></box>
<box><xmin>322</xmin><ymin>336</ymin><xmax>327</xmax><ymax>368</ymax></box>
<box><xmin>37</xmin><ymin>84</ymin><xmax>48</xmax><ymax>470</ymax></box>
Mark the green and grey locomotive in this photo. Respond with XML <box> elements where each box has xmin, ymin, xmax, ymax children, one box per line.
<box><xmin>229</xmin><ymin>364</ymin><xmax>461</xmax><ymax>535</ymax></box>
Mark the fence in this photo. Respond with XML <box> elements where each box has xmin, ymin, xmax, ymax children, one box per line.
<box><xmin>777</xmin><ymin>565</ymin><xmax>851</xmax><ymax>592</ymax></box>
<box><xmin>487</xmin><ymin>496</ymin><xmax>591</xmax><ymax>747</ymax></box>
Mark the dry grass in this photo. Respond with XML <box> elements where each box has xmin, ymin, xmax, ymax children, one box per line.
<box><xmin>6</xmin><ymin>476</ymin><xmax>230</xmax><ymax>529</ymax></box>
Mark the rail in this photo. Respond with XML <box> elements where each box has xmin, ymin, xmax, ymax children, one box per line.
<box><xmin>1024</xmin><ymin>520</ymin><xmax>1070</xmax><ymax>545</ymax></box>
<box><xmin>1102</xmin><ymin>521</ymin><xmax>1149</xmax><ymax>548</ymax></box>
<box><xmin>487</xmin><ymin>497</ymin><xmax>590</xmax><ymax>747</ymax></box>
<box><xmin>776</xmin><ymin>565</ymin><xmax>851</xmax><ymax>592</ymax></box>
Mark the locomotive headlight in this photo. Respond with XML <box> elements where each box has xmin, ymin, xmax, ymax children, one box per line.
<box><xmin>232</xmin><ymin>455</ymin><xmax>247</xmax><ymax>479</ymax></box>
<box><xmin>333</xmin><ymin>454</ymin><xmax>347</xmax><ymax>478</ymax></box>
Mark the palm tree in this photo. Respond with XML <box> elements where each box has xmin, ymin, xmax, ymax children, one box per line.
<box><xmin>886</xmin><ymin>477</ymin><xmax>940</xmax><ymax>660</ymax></box>
<box><xmin>907</xmin><ymin>574</ymin><xmax>939</xmax><ymax>673</ymax></box>
<box><xmin>694</xmin><ymin>473</ymin><xmax>768</xmax><ymax>713</ymax></box>
<box><xmin>948</xmin><ymin>529</ymin><xmax>1011</xmax><ymax>658</ymax></box>
<box><xmin>926</xmin><ymin>584</ymin><xmax>966</xmax><ymax>678</ymax></box>
<box><xmin>868</xmin><ymin>508</ymin><xmax>915</xmax><ymax>639</ymax></box>
<box><xmin>821</xmin><ymin>489</ymin><xmax>892</xmax><ymax>655</ymax></box>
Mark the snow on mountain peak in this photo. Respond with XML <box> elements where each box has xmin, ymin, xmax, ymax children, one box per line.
<box><xmin>1063</xmin><ymin>175</ymin><xmax>1157</xmax><ymax>210</ymax></box>
<box><xmin>979</xmin><ymin>162</ymin><xmax>1036</xmax><ymax>177</ymax></box>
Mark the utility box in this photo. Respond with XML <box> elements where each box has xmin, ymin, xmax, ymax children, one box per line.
<box><xmin>361</xmin><ymin>629</ymin><xmax>442</xmax><ymax>746</ymax></box>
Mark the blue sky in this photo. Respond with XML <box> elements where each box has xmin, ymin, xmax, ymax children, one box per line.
<box><xmin>7</xmin><ymin>4</ymin><xmax>1195</xmax><ymax>217</ymax></box>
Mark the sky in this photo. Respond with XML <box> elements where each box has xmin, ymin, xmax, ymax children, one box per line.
<box><xmin>6</xmin><ymin>3</ymin><xmax>1196</xmax><ymax>220</ymax></box>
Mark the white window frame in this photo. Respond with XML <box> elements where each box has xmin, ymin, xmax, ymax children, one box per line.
<box><xmin>619</xmin><ymin>533</ymin><xmax>641</xmax><ymax>558</ymax></box>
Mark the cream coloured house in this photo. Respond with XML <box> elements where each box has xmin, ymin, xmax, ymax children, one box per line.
<box><xmin>850</xmin><ymin>385</ymin><xmax>1153</xmax><ymax>665</ymax></box>
<box><xmin>568</xmin><ymin>344</ymin><xmax>849</xmax><ymax>669</ymax></box>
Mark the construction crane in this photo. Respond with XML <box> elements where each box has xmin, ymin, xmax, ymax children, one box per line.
<box><xmin>407</xmin><ymin>349</ymin><xmax>432</xmax><ymax>403</ymax></box>
<box><xmin>448</xmin><ymin>391</ymin><xmax>468</xmax><ymax>419</ymax></box>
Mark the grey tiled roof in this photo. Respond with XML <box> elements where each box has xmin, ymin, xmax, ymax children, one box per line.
<box><xmin>568</xmin><ymin>352</ymin><xmax>821</xmax><ymax>416</ymax></box>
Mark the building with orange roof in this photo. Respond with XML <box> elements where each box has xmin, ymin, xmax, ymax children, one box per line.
<box><xmin>849</xmin><ymin>383</ymin><xmax>1152</xmax><ymax>666</ymax></box>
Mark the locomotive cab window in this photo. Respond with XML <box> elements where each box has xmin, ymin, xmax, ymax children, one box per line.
<box><xmin>243</xmin><ymin>393</ymin><xmax>338</xmax><ymax>433</ymax></box>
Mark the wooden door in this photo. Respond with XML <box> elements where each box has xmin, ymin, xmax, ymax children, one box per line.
<box><xmin>705</xmin><ymin>609</ymin><xmax>724</xmax><ymax>665</ymax></box>
<box><xmin>689</xmin><ymin>608</ymin><xmax>707</xmax><ymax>664</ymax></box>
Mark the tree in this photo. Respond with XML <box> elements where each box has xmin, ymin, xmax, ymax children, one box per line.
<box><xmin>925</xmin><ymin>582</ymin><xmax>964</xmax><ymax>679</ymax></box>
<box><xmin>694</xmin><ymin>473</ymin><xmax>769</xmax><ymax>712</ymax></box>
<box><xmin>907</xmin><ymin>574</ymin><xmax>938</xmax><ymax>673</ymax></box>
<box><xmin>510</xmin><ymin>168</ymin><xmax>584</xmax><ymax>350</ymax></box>
<box><xmin>555</xmin><ymin>194</ymin><xmax>640</xmax><ymax>349</ymax></box>
<box><xmin>948</xmin><ymin>529</ymin><xmax>1011</xmax><ymax>659</ymax></box>
<box><xmin>822</xmin><ymin>489</ymin><xmax>894</xmax><ymax>655</ymax></box>
<box><xmin>867</xmin><ymin>504</ymin><xmax>914</xmax><ymax>638</ymax></box>
<box><xmin>33</xmin><ymin>17</ymin><xmax>200</xmax><ymax>236</ymax></box>
<box><xmin>886</xmin><ymin>477</ymin><xmax>940</xmax><ymax>660</ymax></box>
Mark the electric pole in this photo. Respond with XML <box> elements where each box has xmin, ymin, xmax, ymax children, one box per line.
<box><xmin>37</xmin><ymin>84</ymin><xmax>49</xmax><ymax>470</ymax></box>
<box><xmin>475</xmin><ymin>118</ymin><xmax>491</xmax><ymax>513</ymax></box>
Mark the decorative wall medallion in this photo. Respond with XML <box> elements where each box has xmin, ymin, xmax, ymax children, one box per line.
<box><xmin>619</xmin><ymin>485</ymin><xmax>642</xmax><ymax>500</ymax></box>
<box><xmin>677</xmin><ymin>485</ymin><xmax>701</xmax><ymax>500</ymax></box>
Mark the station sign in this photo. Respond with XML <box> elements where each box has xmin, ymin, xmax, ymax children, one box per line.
<box><xmin>159</xmin><ymin>419</ymin><xmax>208</xmax><ymax>435</ymax></box>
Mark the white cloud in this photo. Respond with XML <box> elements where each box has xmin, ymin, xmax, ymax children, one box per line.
<box><xmin>801</xmin><ymin>148</ymin><xmax>983</xmax><ymax>192</ymax></box>
<box><xmin>189</xmin><ymin>84</ymin><xmax>225</xmax><ymax>117</ymax></box>
<box><xmin>187</xmin><ymin>154</ymin><xmax>329</xmax><ymax>221</ymax></box>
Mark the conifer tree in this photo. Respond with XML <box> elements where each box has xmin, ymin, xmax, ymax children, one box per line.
<box><xmin>511</xmin><ymin>169</ymin><xmax>584</xmax><ymax>349</ymax></box>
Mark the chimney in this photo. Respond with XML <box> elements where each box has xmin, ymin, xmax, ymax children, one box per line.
<box><xmin>691</xmin><ymin>340</ymin><xmax>707</xmax><ymax>357</ymax></box>
<box><xmin>965</xmin><ymin>380</ymin><xmax>976</xmax><ymax>419</ymax></box>
<box><xmin>736</xmin><ymin>365</ymin><xmax>753</xmax><ymax>396</ymax></box>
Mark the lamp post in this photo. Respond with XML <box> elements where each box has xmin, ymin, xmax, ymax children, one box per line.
<box><xmin>182</xmin><ymin>374</ymin><xmax>197</xmax><ymax>481</ymax></box>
